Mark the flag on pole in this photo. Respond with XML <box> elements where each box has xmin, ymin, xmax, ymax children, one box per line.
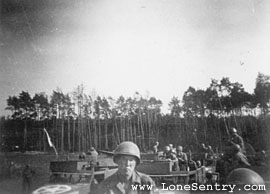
<box><xmin>43</xmin><ymin>128</ymin><xmax>58</xmax><ymax>157</ymax></box>
<box><xmin>43</xmin><ymin>128</ymin><xmax>54</xmax><ymax>147</ymax></box>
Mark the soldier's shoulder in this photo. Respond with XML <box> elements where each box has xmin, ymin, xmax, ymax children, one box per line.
<box><xmin>95</xmin><ymin>173</ymin><xmax>118</xmax><ymax>193</ymax></box>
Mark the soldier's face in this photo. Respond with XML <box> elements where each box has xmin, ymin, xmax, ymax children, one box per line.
<box><xmin>117</xmin><ymin>155</ymin><xmax>136</xmax><ymax>179</ymax></box>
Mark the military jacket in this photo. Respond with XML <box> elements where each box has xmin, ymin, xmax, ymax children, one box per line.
<box><xmin>163</xmin><ymin>151</ymin><xmax>177</xmax><ymax>161</ymax></box>
<box><xmin>95</xmin><ymin>170</ymin><xmax>158</xmax><ymax>194</ymax></box>
<box><xmin>22</xmin><ymin>167</ymin><xmax>34</xmax><ymax>179</ymax></box>
<box><xmin>176</xmin><ymin>152</ymin><xmax>187</xmax><ymax>163</ymax></box>
<box><xmin>231</xmin><ymin>134</ymin><xmax>245</xmax><ymax>152</ymax></box>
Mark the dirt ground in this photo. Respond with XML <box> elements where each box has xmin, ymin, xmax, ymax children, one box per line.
<box><xmin>0</xmin><ymin>152</ymin><xmax>114</xmax><ymax>194</ymax></box>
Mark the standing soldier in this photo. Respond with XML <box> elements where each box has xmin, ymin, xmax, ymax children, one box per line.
<box><xmin>9</xmin><ymin>161</ymin><xmax>15</xmax><ymax>178</ymax></box>
<box><xmin>187</xmin><ymin>152</ymin><xmax>197</xmax><ymax>184</ymax></box>
<box><xmin>87</xmin><ymin>147</ymin><xmax>99</xmax><ymax>166</ymax></box>
<box><xmin>231</xmin><ymin>144</ymin><xmax>250</xmax><ymax>167</ymax></box>
<box><xmin>187</xmin><ymin>152</ymin><xmax>197</xmax><ymax>171</ymax></box>
<box><xmin>200</xmin><ymin>143</ymin><xmax>208</xmax><ymax>158</ymax></box>
<box><xmin>176</xmin><ymin>146</ymin><xmax>188</xmax><ymax>171</ymax></box>
<box><xmin>229</xmin><ymin>128</ymin><xmax>245</xmax><ymax>153</ymax></box>
<box><xmin>22</xmin><ymin>164</ymin><xmax>35</xmax><ymax>194</ymax></box>
<box><xmin>152</xmin><ymin>142</ymin><xmax>159</xmax><ymax>154</ymax></box>
<box><xmin>162</xmin><ymin>146</ymin><xmax>178</xmax><ymax>171</ymax></box>
<box><xmin>94</xmin><ymin>141</ymin><xmax>158</xmax><ymax>194</ymax></box>
<box><xmin>219</xmin><ymin>144</ymin><xmax>250</xmax><ymax>183</ymax></box>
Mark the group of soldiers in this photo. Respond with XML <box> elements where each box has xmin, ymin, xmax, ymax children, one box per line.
<box><xmin>6</xmin><ymin>161</ymin><xmax>35</xmax><ymax>194</ymax></box>
<box><xmin>216</xmin><ymin>128</ymin><xmax>253</xmax><ymax>183</ymax></box>
<box><xmin>13</xmin><ymin>126</ymin><xmax>267</xmax><ymax>194</ymax></box>
<box><xmin>92</xmin><ymin>136</ymin><xmax>268</xmax><ymax>194</ymax></box>
<box><xmin>152</xmin><ymin>141</ymin><xmax>215</xmax><ymax>173</ymax></box>
<box><xmin>153</xmin><ymin>127</ymin><xmax>255</xmax><ymax>180</ymax></box>
<box><xmin>91</xmin><ymin>127</ymin><xmax>269</xmax><ymax>194</ymax></box>
<box><xmin>160</xmin><ymin>144</ymin><xmax>190</xmax><ymax>171</ymax></box>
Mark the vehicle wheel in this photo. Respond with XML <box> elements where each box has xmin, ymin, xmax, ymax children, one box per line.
<box><xmin>32</xmin><ymin>185</ymin><xmax>71</xmax><ymax>194</ymax></box>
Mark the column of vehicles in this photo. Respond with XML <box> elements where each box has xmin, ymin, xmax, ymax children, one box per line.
<box><xmin>31</xmin><ymin>141</ymin><xmax>269</xmax><ymax>194</ymax></box>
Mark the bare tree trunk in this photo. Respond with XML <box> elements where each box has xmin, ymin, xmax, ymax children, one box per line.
<box><xmin>78</xmin><ymin>118</ymin><xmax>81</xmax><ymax>152</ymax></box>
<box><xmin>81</xmin><ymin>118</ymin><xmax>84</xmax><ymax>151</ymax></box>
<box><xmin>155</xmin><ymin>112</ymin><xmax>160</xmax><ymax>142</ymax></box>
<box><xmin>87</xmin><ymin>118</ymin><xmax>91</xmax><ymax>149</ymax></box>
<box><xmin>129</xmin><ymin>118</ymin><xmax>133</xmax><ymax>142</ymax></box>
<box><xmin>67</xmin><ymin>117</ymin><xmax>71</xmax><ymax>152</ymax></box>
<box><xmin>73</xmin><ymin>118</ymin><xmax>75</xmax><ymax>152</ymax></box>
<box><xmin>147</xmin><ymin>110</ymin><xmax>151</xmax><ymax>150</ymax></box>
<box><xmin>98</xmin><ymin>118</ymin><xmax>101</xmax><ymax>149</ymax></box>
<box><xmin>115</xmin><ymin>119</ymin><xmax>120</xmax><ymax>145</ymax></box>
<box><xmin>23</xmin><ymin>120</ymin><xmax>27</xmax><ymax>150</ymax></box>
<box><xmin>61</xmin><ymin>118</ymin><xmax>64</xmax><ymax>153</ymax></box>
<box><xmin>133</xmin><ymin>121</ymin><xmax>137</xmax><ymax>144</ymax></box>
<box><xmin>94</xmin><ymin>119</ymin><xmax>97</xmax><ymax>148</ymax></box>
<box><xmin>105</xmin><ymin>120</ymin><xmax>108</xmax><ymax>149</ymax></box>
<box><xmin>54</xmin><ymin>118</ymin><xmax>59</xmax><ymax>152</ymax></box>
<box><xmin>140</xmin><ymin>111</ymin><xmax>145</xmax><ymax>150</ymax></box>
<box><xmin>43</xmin><ymin>121</ymin><xmax>46</xmax><ymax>152</ymax></box>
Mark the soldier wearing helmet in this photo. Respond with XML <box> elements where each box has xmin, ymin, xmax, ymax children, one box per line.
<box><xmin>232</xmin><ymin>144</ymin><xmax>250</xmax><ymax>166</ymax></box>
<box><xmin>87</xmin><ymin>147</ymin><xmax>99</xmax><ymax>166</ymax></box>
<box><xmin>95</xmin><ymin>141</ymin><xmax>158</xmax><ymax>194</ymax></box>
<box><xmin>22</xmin><ymin>164</ymin><xmax>35</xmax><ymax>194</ymax></box>
<box><xmin>226</xmin><ymin>168</ymin><xmax>266</xmax><ymax>194</ymax></box>
<box><xmin>176</xmin><ymin>146</ymin><xmax>188</xmax><ymax>171</ymax></box>
<box><xmin>163</xmin><ymin>144</ymin><xmax>177</xmax><ymax>158</ymax></box>
<box><xmin>198</xmin><ymin>143</ymin><xmax>208</xmax><ymax>164</ymax></box>
<box><xmin>161</xmin><ymin>145</ymin><xmax>178</xmax><ymax>170</ymax></box>
<box><xmin>229</xmin><ymin>128</ymin><xmax>245</xmax><ymax>153</ymax></box>
<box><xmin>152</xmin><ymin>142</ymin><xmax>159</xmax><ymax>154</ymax></box>
<box><xmin>221</xmin><ymin>143</ymin><xmax>250</xmax><ymax>182</ymax></box>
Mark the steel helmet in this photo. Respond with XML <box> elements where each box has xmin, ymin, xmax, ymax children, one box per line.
<box><xmin>90</xmin><ymin>147</ymin><xmax>95</xmax><ymax>151</ymax></box>
<box><xmin>231</xmin><ymin>127</ymin><xmax>238</xmax><ymax>133</ymax></box>
<box><xmin>113</xmin><ymin>141</ymin><xmax>140</xmax><ymax>165</ymax></box>
<box><xmin>176</xmin><ymin>146</ymin><xmax>183</xmax><ymax>152</ymax></box>
<box><xmin>164</xmin><ymin>146</ymin><xmax>170</xmax><ymax>152</ymax></box>
<box><xmin>232</xmin><ymin>144</ymin><xmax>241</xmax><ymax>153</ymax></box>
<box><xmin>227</xmin><ymin>168</ymin><xmax>265</xmax><ymax>193</ymax></box>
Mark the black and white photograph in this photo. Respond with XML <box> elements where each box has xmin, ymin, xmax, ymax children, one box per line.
<box><xmin>0</xmin><ymin>0</ymin><xmax>270</xmax><ymax>194</ymax></box>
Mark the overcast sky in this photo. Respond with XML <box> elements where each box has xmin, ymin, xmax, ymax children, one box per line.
<box><xmin>0</xmin><ymin>0</ymin><xmax>270</xmax><ymax>116</ymax></box>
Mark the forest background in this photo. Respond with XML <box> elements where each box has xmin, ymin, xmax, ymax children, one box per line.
<box><xmin>0</xmin><ymin>73</ymin><xmax>270</xmax><ymax>154</ymax></box>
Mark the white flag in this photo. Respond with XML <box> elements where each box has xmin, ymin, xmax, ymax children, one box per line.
<box><xmin>43</xmin><ymin>128</ymin><xmax>54</xmax><ymax>147</ymax></box>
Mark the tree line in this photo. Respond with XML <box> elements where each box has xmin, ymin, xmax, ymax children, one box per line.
<box><xmin>1</xmin><ymin>73</ymin><xmax>270</xmax><ymax>153</ymax></box>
